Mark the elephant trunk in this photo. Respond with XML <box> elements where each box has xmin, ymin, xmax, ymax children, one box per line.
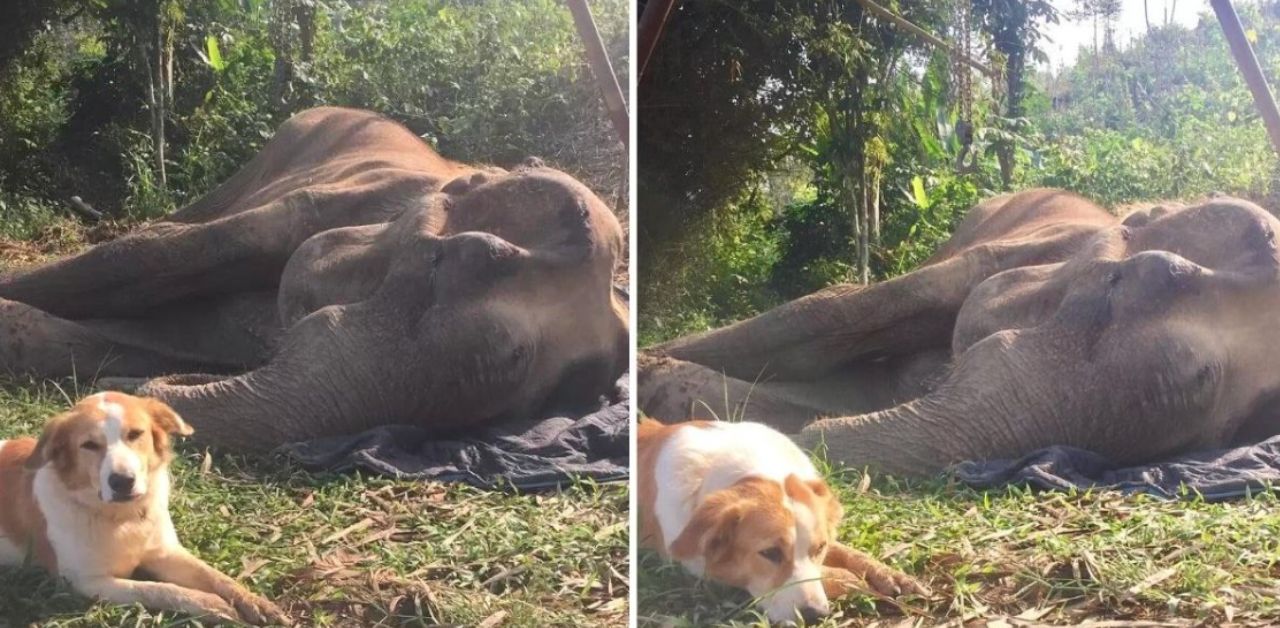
<box><xmin>141</xmin><ymin>367</ymin><xmax>359</xmax><ymax>452</ymax></box>
<box><xmin>794</xmin><ymin>359</ymin><xmax>1057</xmax><ymax>478</ymax></box>
<box><xmin>793</xmin><ymin>399</ymin><xmax>966</xmax><ymax>478</ymax></box>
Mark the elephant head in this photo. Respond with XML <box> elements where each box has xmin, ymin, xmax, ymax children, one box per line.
<box><xmin>143</xmin><ymin>165</ymin><xmax>627</xmax><ymax>451</ymax></box>
<box><xmin>799</xmin><ymin>197</ymin><xmax>1280</xmax><ymax>475</ymax></box>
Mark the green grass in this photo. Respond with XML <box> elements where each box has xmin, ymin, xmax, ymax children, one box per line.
<box><xmin>0</xmin><ymin>376</ymin><xmax>628</xmax><ymax>627</ymax></box>
<box><xmin>638</xmin><ymin>458</ymin><xmax>1280</xmax><ymax>627</ymax></box>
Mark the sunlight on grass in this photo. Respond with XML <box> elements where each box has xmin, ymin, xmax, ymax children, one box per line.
<box><xmin>638</xmin><ymin>453</ymin><xmax>1280</xmax><ymax>626</ymax></box>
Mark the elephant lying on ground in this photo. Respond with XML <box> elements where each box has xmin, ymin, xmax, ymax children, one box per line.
<box><xmin>0</xmin><ymin>107</ymin><xmax>627</xmax><ymax>452</ymax></box>
<box><xmin>640</xmin><ymin>189</ymin><xmax>1280</xmax><ymax>477</ymax></box>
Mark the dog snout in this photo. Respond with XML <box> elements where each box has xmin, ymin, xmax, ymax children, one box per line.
<box><xmin>107</xmin><ymin>473</ymin><xmax>135</xmax><ymax>494</ymax></box>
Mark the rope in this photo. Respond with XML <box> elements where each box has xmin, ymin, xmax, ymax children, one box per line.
<box><xmin>953</xmin><ymin>0</ymin><xmax>977</xmax><ymax>173</ymax></box>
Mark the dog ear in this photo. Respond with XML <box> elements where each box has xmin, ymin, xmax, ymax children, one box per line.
<box><xmin>144</xmin><ymin>398</ymin><xmax>193</xmax><ymax>436</ymax></box>
<box><xmin>26</xmin><ymin>413</ymin><xmax>72</xmax><ymax>471</ymax></box>
<box><xmin>669</xmin><ymin>492</ymin><xmax>742</xmax><ymax>562</ymax></box>
<box><xmin>143</xmin><ymin>398</ymin><xmax>192</xmax><ymax>462</ymax></box>
<box><xmin>811</xmin><ymin>479</ymin><xmax>843</xmax><ymax>529</ymax></box>
<box><xmin>788</xmin><ymin>474</ymin><xmax>844</xmax><ymax>530</ymax></box>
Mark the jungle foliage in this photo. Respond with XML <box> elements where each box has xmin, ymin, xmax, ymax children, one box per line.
<box><xmin>0</xmin><ymin>0</ymin><xmax>628</xmax><ymax>242</ymax></box>
<box><xmin>638</xmin><ymin>0</ymin><xmax>1280</xmax><ymax>346</ymax></box>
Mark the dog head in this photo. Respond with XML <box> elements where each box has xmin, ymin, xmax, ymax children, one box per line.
<box><xmin>669</xmin><ymin>474</ymin><xmax>844</xmax><ymax>624</ymax></box>
<box><xmin>26</xmin><ymin>392</ymin><xmax>193</xmax><ymax>505</ymax></box>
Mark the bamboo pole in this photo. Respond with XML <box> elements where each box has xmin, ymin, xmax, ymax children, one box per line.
<box><xmin>566</xmin><ymin>0</ymin><xmax>629</xmax><ymax>148</ymax></box>
<box><xmin>852</xmin><ymin>0</ymin><xmax>997</xmax><ymax>79</ymax></box>
<box><xmin>1210</xmin><ymin>0</ymin><xmax>1280</xmax><ymax>159</ymax></box>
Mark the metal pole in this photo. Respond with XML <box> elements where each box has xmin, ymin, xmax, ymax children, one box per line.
<box><xmin>638</xmin><ymin>0</ymin><xmax>678</xmax><ymax>84</ymax></box>
<box><xmin>1211</xmin><ymin>0</ymin><xmax>1280</xmax><ymax>158</ymax></box>
<box><xmin>566</xmin><ymin>0</ymin><xmax>629</xmax><ymax>148</ymax></box>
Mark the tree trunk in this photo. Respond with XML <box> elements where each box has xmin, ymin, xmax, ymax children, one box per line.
<box><xmin>996</xmin><ymin>47</ymin><xmax>1025</xmax><ymax>189</ymax></box>
<box><xmin>155</xmin><ymin>27</ymin><xmax>166</xmax><ymax>190</ymax></box>
<box><xmin>138</xmin><ymin>25</ymin><xmax>166</xmax><ymax>191</ymax></box>
<box><xmin>869</xmin><ymin>163</ymin><xmax>881</xmax><ymax>245</ymax></box>
<box><xmin>858</xmin><ymin>188</ymin><xmax>869</xmax><ymax>284</ymax></box>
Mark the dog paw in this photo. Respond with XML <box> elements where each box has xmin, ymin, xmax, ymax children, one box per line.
<box><xmin>188</xmin><ymin>592</ymin><xmax>242</xmax><ymax>624</ymax></box>
<box><xmin>822</xmin><ymin>564</ymin><xmax>929</xmax><ymax>601</ymax></box>
<box><xmin>226</xmin><ymin>590</ymin><xmax>292</xmax><ymax>626</ymax></box>
<box><xmin>861</xmin><ymin>562</ymin><xmax>929</xmax><ymax>598</ymax></box>
<box><xmin>823</xmin><ymin>543</ymin><xmax>930</xmax><ymax>599</ymax></box>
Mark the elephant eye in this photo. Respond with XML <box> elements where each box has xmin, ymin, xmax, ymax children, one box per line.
<box><xmin>759</xmin><ymin>546</ymin><xmax>783</xmax><ymax>564</ymax></box>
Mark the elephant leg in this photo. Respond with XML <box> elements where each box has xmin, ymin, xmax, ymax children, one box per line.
<box><xmin>638</xmin><ymin>354</ymin><xmax>837</xmax><ymax>432</ymax></box>
<box><xmin>0</xmin><ymin>299</ymin><xmax>228</xmax><ymax>378</ymax></box>
<box><xmin>0</xmin><ymin>178</ymin><xmax>427</xmax><ymax>320</ymax></box>
<box><xmin>638</xmin><ymin>349</ymin><xmax>949</xmax><ymax>431</ymax></box>
<box><xmin>80</xmin><ymin>291</ymin><xmax>282</xmax><ymax>370</ymax></box>
<box><xmin>652</xmin><ymin>238</ymin><xmax>1067</xmax><ymax>381</ymax></box>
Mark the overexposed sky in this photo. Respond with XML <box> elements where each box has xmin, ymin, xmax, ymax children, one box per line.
<box><xmin>1041</xmin><ymin>0</ymin><xmax>1208</xmax><ymax>68</ymax></box>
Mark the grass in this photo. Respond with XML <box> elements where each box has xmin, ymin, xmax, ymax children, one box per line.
<box><xmin>0</xmin><ymin>376</ymin><xmax>628</xmax><ymax>627</ymax></box>
<box><xmin>637</xmin><ymin>454</ymin><xmax>1280</xmax><ymax>627</ymax></box>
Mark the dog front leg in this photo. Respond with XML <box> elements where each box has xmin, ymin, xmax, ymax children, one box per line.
<box><xmin>822</xmin><ymin>542</ymin><xmax>929</xmax><ymax>598</ymax></box>
<box><xmin>142</xmin><ymin>548</ymin><xmax>291</xmax><ymax>626</ymax></box>
<box><xmin>74</xmin><ymin>575</ymin><xmax>240</xmax><ymax>622</ymax></box>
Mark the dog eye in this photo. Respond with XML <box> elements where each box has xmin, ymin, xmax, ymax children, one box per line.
<box><xmin>81</xmin><ymin>441</ymin><xmax>101</xmax><ymax>451</ymax></box>
<box><xmin>812</xmin><ymin>541</ymin><xmax>828</xmax><ymax>556</ymax></box>
<box><xmin>127</xmin><ymin>429</ymin><xmax>145</xmax><ymax>441</ymax></box>
<box><xmin>758</xmin><ymin>547</ymin><xmax>783</xmax><ymax>564</ymax></box>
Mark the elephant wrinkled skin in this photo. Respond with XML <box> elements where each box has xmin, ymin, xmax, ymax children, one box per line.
<box><xmin>640</xmin><ymin>189</ymin><xmax>1280</xmax><ymax>477</ymax></box>
<box><xmin>0</xmin><ymin>107</ymin><xmax>627</xmax><ymax>451</ymax></box>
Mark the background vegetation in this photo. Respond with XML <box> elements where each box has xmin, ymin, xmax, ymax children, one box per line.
<box><xmin>638</xmin><ymin>0</ymin><xmax>1280</xmax><ymax>345</ymax></box>
<box><xmin>0</xmin><ymin>0</ymin><xmax>628</xmax><ymax>242</ymax></box>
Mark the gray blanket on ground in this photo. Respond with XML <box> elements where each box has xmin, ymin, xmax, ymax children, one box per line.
<box><xmin>951</xmin><ymin>435</ymin><xmax>1280</xmax><ymax>501</ymax></box>
<box><xmin>277</xmin><ymin>373</ymin><xmax>630</xmax><ymax>490</ymax></box>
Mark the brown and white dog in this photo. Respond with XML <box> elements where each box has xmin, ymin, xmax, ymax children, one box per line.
<box><xmin>638</xmin><ymin>418</ymin><xmax>925</xmax><ymax>624</ymax></box>
<box><xmin>0</xmin><ymin>392</ymin><xmax>289</xmax><ymax>625</ymax></box>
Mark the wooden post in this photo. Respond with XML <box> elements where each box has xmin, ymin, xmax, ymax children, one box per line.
<box><xmin>1211</xmin><ymin>0</ymin><xmax>1280</xmax><ymax>158</ymax></box>
<box><xmin>638</xmin><ymin>0</ymin><xmax>678</xmax><ymax>84</ymax></box>
<box><xmin>566</xmin><ymin>0</ymin><xmax>629</xmax><ymax>148</ymax></box>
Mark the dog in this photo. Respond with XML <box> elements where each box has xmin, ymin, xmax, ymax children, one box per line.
<box><xmin>638</xmin><ymin>418</ymin><xmax>926</xmax><ymax>624</ymax></box>
<box><xmin>0</xmin><ymin>391</ymin><xmax>289</xmax><ymax>625</ymax></box>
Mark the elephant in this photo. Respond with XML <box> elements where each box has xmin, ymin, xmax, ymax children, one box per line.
<box><xmin>639</xmin><ymin>188</ymin><xmax>1280</xmax><ymax>477</ymax></box>
<box><xmin>0</xmin><ymin>107</ymin><xmax>628</xmax><ymax>452</ymax></box>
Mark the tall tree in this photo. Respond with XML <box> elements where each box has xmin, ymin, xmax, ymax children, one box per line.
<box><xmin>973</xmin><ymin>0</ymin><xmax>1058</xmax><ymax>188</ymax></box>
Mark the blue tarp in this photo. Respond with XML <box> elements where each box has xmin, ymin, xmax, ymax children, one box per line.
<box><xmin>952</xmin><ymin>436</ymin><xmax>1280</xmax><ymax>501</ymax></box>
<box><xmin>279</xmin><ymin>373</ymin><xmax>629</xmax><ymax>490</ymax></box>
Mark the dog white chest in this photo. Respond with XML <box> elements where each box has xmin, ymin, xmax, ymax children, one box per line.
<box><xmin>33</xmin><ymin>466</ymin><xmax>174</xmax><ymax>579</ymax></box>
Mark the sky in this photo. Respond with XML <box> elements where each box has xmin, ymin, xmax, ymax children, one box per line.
<box><xmin>1041</xmin><ymin>0</ymin><xmax>1209</xmax><ymax>69</ymax></box>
